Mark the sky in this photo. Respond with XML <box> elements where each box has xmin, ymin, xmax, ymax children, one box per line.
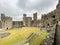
<box><xmin>0</xmin><ymin>0</ymin><xmax>58</xmax><ymax>21</ymax></box>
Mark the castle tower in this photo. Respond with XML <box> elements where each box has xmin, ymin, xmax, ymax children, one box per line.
<box><xmin>33</xmin><ymin>12</ymin><xmax>37</xmax><ymax>27</ymax></box>
<box><xmin>33</xmin><ymin>12</ymin><xmax>37</xmax><ymax>21</ymax></box>
<box><xmin>23</xmin><ymin>14</ymin><xmax>27</xmax><ymax>26</ymax></box>
<box><xmin>0</xmin><ymin>13</ymin><xmax>12</xmax><ymax>29</ymax></box>
<box><xmin>0</xmin><ymin>13</ymin><xmax>5</xmax><ymax>21</ymax></box>
<box><xmin>56</xmin><ymin>0</ymin><xmax>60</xmax><ymax>9</ymax></box>
<box><xmin>0</xmin><ymin>13</ymin><xmax>5</xmax><ymax>29</ymax></box>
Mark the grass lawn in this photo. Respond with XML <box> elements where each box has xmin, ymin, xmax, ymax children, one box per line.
<box><xmin>29</xmin><ymin>31</ymin><xmax>48</xmax><ymax>45</ymax></box>
<box><xmin>0</xmin><ymin>27</ymin><xmax>40</xmax><ymax>45</ymax></box>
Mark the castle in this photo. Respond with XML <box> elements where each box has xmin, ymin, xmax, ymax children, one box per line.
<box><xmin>41</xmin><ymin>0</ymin><xmax>60</xmax><ymax>28</ymax></box>
<box><xmin>0</xmin><ymin>12</ymin><xmax>41</xmax><ymax>30</ymax></box>
<box><xmin>0</xmin><ymin>0</ymin><xmax>60</xmax><ymax>30</ymax></box>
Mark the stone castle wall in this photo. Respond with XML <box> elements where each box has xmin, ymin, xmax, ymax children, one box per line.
<box><xmin>4</xmin><ymin>17</ymin><xmax>12</xmax><ymax>29</ymax></box>
<box><xmin>13</xmin><ymin>21</ymin><xmax>23</xmax><ymax>28</ymax></box>
<box><xmin>0</xmin><ymin>12</ymin><xmax>41</xmax><ymax>29</ymax></box>
<box><xmin>41</xmin><ymin>0</ymin><xmax>60</xmax><ymax>28</ymax></box>
<box><xmin>0</xmin><ymin>13</ymin><xmax>12</xmax><ymax>29</ymax></box>
<box><xmin>23</xmin><ymin>14</ymin><xmax>32</xmax><ymax>27</ymax></box>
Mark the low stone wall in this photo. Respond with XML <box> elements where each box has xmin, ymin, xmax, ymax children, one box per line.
<box><xmin>41</xmin><ymin>33</ymin><xmax>55</xmax><ymax>45</ymax></box>
<box><xmin>40</xmin><ymin>25</ymin><xmax>56</xmax><ymax>45</ymax></box>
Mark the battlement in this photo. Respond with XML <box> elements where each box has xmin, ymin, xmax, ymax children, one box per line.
<box><xmin>5</xmin><ymin>16</ymin><xmax>12</xmax><ymax>20</ymax></box>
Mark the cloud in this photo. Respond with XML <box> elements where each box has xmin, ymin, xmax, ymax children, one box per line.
<box><xmin>0</xmin><ymin>0</ymin><xmax>23</xmax><ymax>21</ymax></box>
<box><xmin>0</xmin><ymin>0</ymin><xmax>58</xmax><ymax>21</ymax></box>
<box><xmin>0</xmin><ymin>0</ymin><xmax>18</xmax><ymax>9</ymax></box>
<box><xmin>18</xmin><ymin>0</ymin><xmax>58</xmax><ymax>11</ymax></box>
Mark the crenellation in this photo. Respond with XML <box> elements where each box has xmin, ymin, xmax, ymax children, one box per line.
<box><xmin>0</xmin><ymin>12</ymin><xmax>41</xmax><ymax>30</ymax></box>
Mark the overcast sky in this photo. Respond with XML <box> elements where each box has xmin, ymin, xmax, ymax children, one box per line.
<box><xmin>0</xmin><ymin>0</ymin><xmax>58</xmax><ymax>21</ymax></box>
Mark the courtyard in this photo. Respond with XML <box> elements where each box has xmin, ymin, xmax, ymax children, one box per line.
<box><xmin>0</xmin><ymin>27</ymin><xmax>47</xmax><ymax>45</ymax></box>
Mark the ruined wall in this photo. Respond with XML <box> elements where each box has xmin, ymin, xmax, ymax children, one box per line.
<box><xmin>23</xmin><ymin>13</ymin><xmax>41</xmax><ymax>27</ymax></box>
<box><xmin>0</xmin><ymin>13</ymin><xmax>12</xmax><ymax>29</ymax></box>
<box><xmin>23</xmin><ymin>14</ymin><xmax>27</xmax><ymax>27</ymax></box>
<box><xmin>23</xmin><ymin>14</ymin><xmax>32</xmax><ymax>27</ymax></box>
<box><xmin>41</xmin><ymin>0</ymin><xmax>60</xmax><ymax>27</ymax></box>
<box><xmin>4</xmin><ymin>17</ymin><xmax>12</xmax><ymax>29</ymax></box>
<box><xmin>0</xmin><ymin>21</ymin><xmax>2</xmax><ymax>28</ymax></box>
<box><xmin>26</xmin><ymin>17</ymin><xmax>32</xmax><ymax>27</ymax></box>
<box><xmin>32</xmin><ymin>13</ymin><xmax>37</xmax><ymax>27</ymax></box>
<box><xmin>13</xmin><ymin>21</ymin><xmax>23</xmax><ymax>28</ymax></box>
<box><xmin>1</xmin><ymin>14</ymin><xmax>5</xmax><ymax>28</ymax></box>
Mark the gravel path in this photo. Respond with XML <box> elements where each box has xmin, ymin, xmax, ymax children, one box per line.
<box><xmin>0</xmin><ymin>32</ymin><xmax>10</xmax><ymax>38</ymax></box>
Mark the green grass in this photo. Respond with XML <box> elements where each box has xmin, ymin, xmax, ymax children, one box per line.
<box><xmin>29</xmin><ymin>32</ymin><xmax>48</xmax><ymax>45</ymax></box>
<box><xmin>0</xmin><ymin>27</ymin><xmax>40</xmax><ymax>45</ymax></box>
